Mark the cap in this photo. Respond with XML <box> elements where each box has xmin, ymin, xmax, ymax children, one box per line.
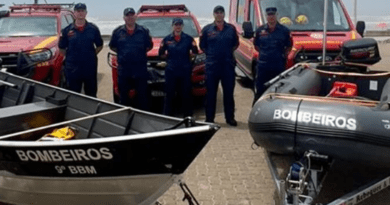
<box><xmin>172</xmin><ymin>18</ymin><xmax>183</xmax><ymax>25</ymax></box>
<box><xmin>213</xmin><ymin>5</ymin><xmax>225</xmax><ymax>13</ymax></box>
<box><xmin>266</xmin><ymin>7</ymin><xmax>277</xmax><ymax>15</ymax></box>
<box><xmin>74</xmin><ymin>3</ymin><xmax>86</xmax><ymax>11</ymax></box>
<box><xmin>123</xmin><ymin>7</ymin><xmax>136</xmax><ymax>16</ymax></box>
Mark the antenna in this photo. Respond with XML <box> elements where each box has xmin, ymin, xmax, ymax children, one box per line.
<box><xmin>322</xmin><ymin>0</ymin><xmax>328</xmax><ymax>65</ymax></box>
<box><xmin>353</xmin><ymin>0</ymin><xmax>357</xmax><ymax>25</ymax></box>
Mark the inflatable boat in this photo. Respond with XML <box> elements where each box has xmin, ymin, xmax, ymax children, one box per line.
<box><xmin>248</xmin><ymin>38</ymin><xmax>390</xmax><ymax>168</ymax></box>
<box><xmin>0</xmin><ymin>57</ymin><xmax>219</xmax><ymax>204</ymax></box>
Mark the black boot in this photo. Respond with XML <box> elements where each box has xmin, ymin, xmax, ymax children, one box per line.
<box><xmin>205</xmin><ymin>118</ymin><xmax>214</xmax><ymax>123</ymax></box>
<box><xmin>226</xmin><ymin>118</ymin><xmax>237</xmax><ymax>126</ymax></box>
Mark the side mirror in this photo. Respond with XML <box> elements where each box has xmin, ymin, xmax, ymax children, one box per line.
<box><xmin>356</xmin><ymin>21</ymin><xmax>365</xmax><ymax>37</ymax></box>
<box><xmin>0</xmin><ymin>10</ymin><xmax>9</xmax><ymax>18</ymax></box>
<box><xmin>242</xmin><ymin>21</ymin><xmax>254</xmax><ymax>39</ymax></box>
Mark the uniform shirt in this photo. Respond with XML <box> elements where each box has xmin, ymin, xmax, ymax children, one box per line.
<box><xmin>253</xmin><ymin>23</ymin><xmax>292</xmax><ymax>62</ymax></box>
<box><xmin>59</xmin><ymin>21</ymin><xmax>103</xmax><ymax>66</ymax></box>
<box><xmin>200</xmin><ymin>21</ymin><xmax>239</xmax><ymax>61</ymax></box>
<box><xmin>158</xmin><ymin>32</ymin><xmax>198</xmax><ymax>75</ymax></box>
<box><xmin>109</xmin><ymin>24</ymin><xmax>153</xmax><ymax>66</ymax></box>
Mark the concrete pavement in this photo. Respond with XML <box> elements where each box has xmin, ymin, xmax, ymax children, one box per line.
<box><xmin>95</xmin><ymin>43</ymin><xmax>390</xmax><ymax>205</ymax></box>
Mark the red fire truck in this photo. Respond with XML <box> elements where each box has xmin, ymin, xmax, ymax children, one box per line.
<box><xmin>229</xmin><ymin>0</ymin><xmax>365</xmax><ymax>81</ymax></box>
<box><xmin>0</xmin><ymin>4</ymin><xmax>75</xmax><ymax>86</ymax></box>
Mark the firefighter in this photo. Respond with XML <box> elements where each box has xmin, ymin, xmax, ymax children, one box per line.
<box><xmin>59</xmin><ymin>3</ymin><xmax>103</xmax><ymax>97</ymax></box>
<box><xmin>159</xmin><ymin>18</ymin><xmax>199</xmax><ymax>117</ymax></box>
<box><xmin>109</xmin><ymin>7</ymin><xmax>153</xmax><ymax>110</ymax></box>
<box><xmin>253</xmin><ymin>7</ymin><xmax>292</xmax><ymax>104</ymax></box>
<box><xmin>200</xmin><ymin>5</ymin><xmax>239</xmax><ymax>126</ymax></box>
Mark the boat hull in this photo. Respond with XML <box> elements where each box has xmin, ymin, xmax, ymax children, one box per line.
<box><xmin>0</xmin><ymin>71</ymin><xmax>219</xmax><ymax>204</ymax></box>
<box><xmin>0</xmin><ymin>171</ymin><xmax>178</xmax><ymax>205</ymax></box>
<box><xmin>0</xmin><ymin>126</ymin><xmax>215</xmax><ymax>177</ymax></box>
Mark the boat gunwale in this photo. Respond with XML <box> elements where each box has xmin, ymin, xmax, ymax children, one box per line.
<box><xmin>298</xmin><ymin>62</ymin><xmax>390</xmax><ymax>77</ymax></box>
<box><xmin>0</xmin><ymin>125</ymin><xmax>215</xmax><ymax>147</ymax></box>
<box><xmin>304</xmin><ymin>61</ymin><xmax>390</xmax><ymax>77</ymax></box>
<box><xmin>314</xmin><ymin>66</ymin><xmax>390</xmax><ymax>77</ymax></box>
<box><xmin>260</xmin><ymin>93</ymin><xmax>380</xmax><ymax>107</ymax></box>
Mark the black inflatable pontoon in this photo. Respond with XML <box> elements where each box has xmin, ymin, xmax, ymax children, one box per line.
<box><xmin>249</xmin><ymin>38</ymin><xmax>390</xmax><ymax>168</ymax></box>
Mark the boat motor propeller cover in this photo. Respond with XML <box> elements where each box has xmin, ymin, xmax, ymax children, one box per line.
<box><xmin>341</xmin><ymin>38</ymin><xmax>381</xmax><ymax>65</ymax></box>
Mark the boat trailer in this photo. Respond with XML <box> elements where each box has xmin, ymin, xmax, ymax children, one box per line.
<box><xmin>266</xmin><ymin>150</ymin><xmax>390</xmax><ymax>205</ymax></box>
<box><xmin>155</xmin><ymin>179</ymin><xmax>200</xmax><ymax>205</ymax></box>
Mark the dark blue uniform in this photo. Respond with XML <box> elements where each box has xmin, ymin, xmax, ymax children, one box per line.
<box><xmin>159</xmin><ymin>32</ymin><xmax>198</xmax><ymax>117</ymax></box>
<box><xmin>109</xmin><ymin>24</ymin><xmax>153</xmax><ymax>110</ymax></box>
<box><xmin>253</xmin><ymin>23</ymin><xmax>292</xmax><ymax>102</ymax></box>
<box><xmin>200</xmin><ymin>22</ymin><xmax>239</xmax><ymax>122</ymax></box>
<box><xmin>59</xmin><ymin>22</ymin><xmax>103</xmax><ymax>97</ymax></box>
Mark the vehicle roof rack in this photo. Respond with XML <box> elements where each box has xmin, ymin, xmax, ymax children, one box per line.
<box><xmin>10</xmin><ymin>3</ymin><xmax>74</xmax><ymax>13</ymax></box>
<box><xmin>138</xmin><ymin>5</ymin><xmax>188</xmax><ymax>13</ymax></box>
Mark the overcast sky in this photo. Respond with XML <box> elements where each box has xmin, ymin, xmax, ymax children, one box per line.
<box><xmin>1</xmin><ymin>0</ymin><xmax>390</xmax><ymax>20</ymax></box>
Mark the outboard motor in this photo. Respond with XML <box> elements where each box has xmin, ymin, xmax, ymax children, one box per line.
<box><xmin>341</xmin><ymin>38</ymin><xmax>381</xmax><ymax>65</ymax></box>
<box><xmin>316</xmin><ymin>38</ymin><xmax>381</xmax><ymax>72</ymax></box>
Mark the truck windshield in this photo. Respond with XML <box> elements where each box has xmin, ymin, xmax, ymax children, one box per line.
<box><xmin>259</xmin><ymin>0</ymin><xmax>350</xmax><ymax>31</ymax></box>
<box><xmin>0</xmin><ymin>17</ymin><xmax>57</xmax><ymax>37</ymax></box>
<box><xmin>137</xmin><ymin>17</ymin><xmax>199</xmax><ymax>38</ymax></box>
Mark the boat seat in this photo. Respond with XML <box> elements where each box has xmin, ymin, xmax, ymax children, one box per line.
<box><xmin>0</xmin><ymin>101</ymin><xmax>67</xmax><ymax>138</ymax></box>
<box><xmin>0</xmin><ymin>82</ymin><xmax>35</xmax><ymax>107</ymax></box>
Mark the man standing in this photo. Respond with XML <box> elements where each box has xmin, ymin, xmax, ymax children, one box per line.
<box><xmin>59</xmin><ymin>3</ymin><xmax>103</xmax><ymax>97</ymax></box>
<box><xmin>200</xmin><ymin>5</ymin><xmax>239</xmax><ymax>126</ymax></box>
<box><xmin>159</xmin><ymin>18</ymin><xmax>198</xmax><ymax>117</ymax></box>
<box><xmin>109</xmin><ymin>8</ymin><xmax>153</xmax><ymax>110</ymax></box>
<box><xmin>253</xmin><ymin>7</ymin><xmax>292</xmax><ymax>104</ymax></box>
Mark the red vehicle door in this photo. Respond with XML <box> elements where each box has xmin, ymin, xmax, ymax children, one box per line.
<box><xmin>231</xmin><ymin>0</ymin><xmax>260</xmax><ymax>80</ymax></box>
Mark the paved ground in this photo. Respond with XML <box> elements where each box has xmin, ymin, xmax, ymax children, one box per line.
<box><xmin>95</xmin><ymin>42</ymin><xmax>390</xmax><ymax>205</ymax></box>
